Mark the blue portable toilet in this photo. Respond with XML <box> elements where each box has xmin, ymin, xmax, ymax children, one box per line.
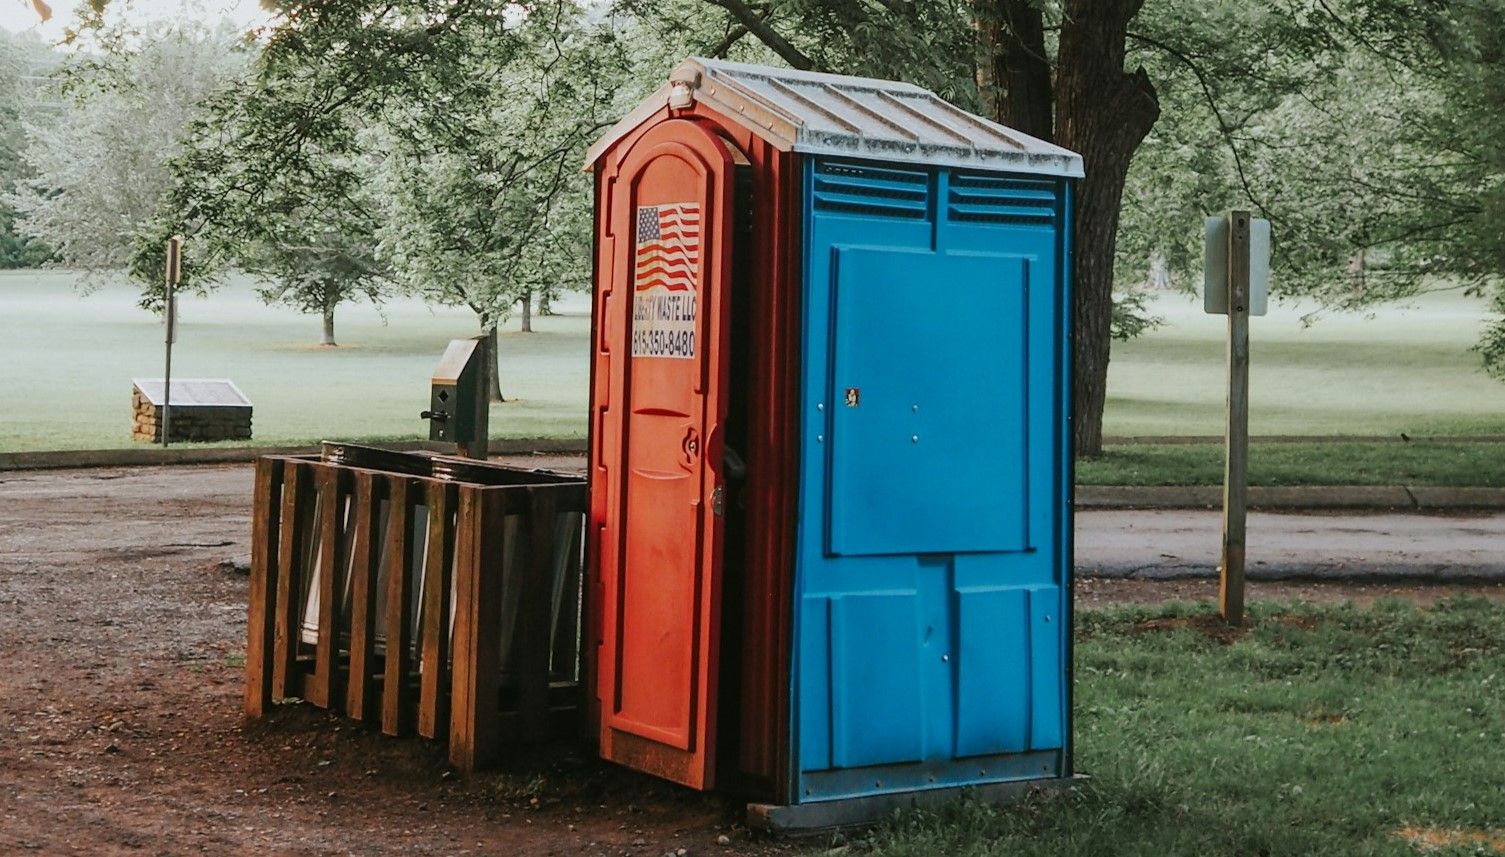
<box><xmin>584</xmin><ymin>58</ymin><xmax>1081</xmax><ymax>831</ymax></box>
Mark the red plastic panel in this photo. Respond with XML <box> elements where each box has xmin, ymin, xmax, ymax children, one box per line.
<box><xmin>590</xmin><ymin>118</ymin><xmax>734</xmax><ymax>790</ymax></box>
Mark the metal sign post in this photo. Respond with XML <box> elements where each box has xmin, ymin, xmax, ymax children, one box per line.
<box><xmin>1205</xmin><ymin>211</ymin><xmax>1269</xmax><ymax>625</ymax></box>
<box><xmin>163</xmin><ymin>236</ymin><xmax>182</xmax><ymax>448</ymax></box>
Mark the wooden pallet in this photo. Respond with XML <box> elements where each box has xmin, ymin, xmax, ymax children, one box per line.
<box><xmin>243</xmin><ymin>453</ymin><xmax>587</xmax><ymax>772</ymax></box>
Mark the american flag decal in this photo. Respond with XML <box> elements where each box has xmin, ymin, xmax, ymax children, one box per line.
<box><xmin>634</xmin><ymin>203</ymin><xmax>700</xmax><ymax>292</ymax></box>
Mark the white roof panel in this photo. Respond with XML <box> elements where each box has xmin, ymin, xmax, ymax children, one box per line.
<box><xmin>586</xmin><ymin>57</ymin><xmax>1083</xmax><ymax>179</ymax></box>
<box><xmin>133</xmin><ymin>378</ymin><xmax>252</xmax><ymax>407</ymax></box>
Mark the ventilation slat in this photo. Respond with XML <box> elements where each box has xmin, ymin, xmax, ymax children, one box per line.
<box><xmin>813</xmin><ymin>160</ymin><xmax>931</xmax><ymax>219</ymax></box>
<box><xmin>813</xmin><ymin>194</ymin><xmax>927</xmax><ymax>219</ymax></box>
<box><xmin>948</xmin><ymin>203</ymin><xmax>1054</xmax><ymax>221</ymax></box>
<box><xmin>947</xmin><ymin>171</ymin><xmax>1059</xmax><ymax>227</ymax></box>
<box><xmin>949</xmin><ymin>187</ymin><xmax>1057</xmax><ymax>205</ymax></box>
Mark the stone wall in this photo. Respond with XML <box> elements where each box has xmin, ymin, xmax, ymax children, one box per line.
<box><xmin>131</xmin><ymin>387</ymin><xmax>252</xmax><ymax>443</ymax></box>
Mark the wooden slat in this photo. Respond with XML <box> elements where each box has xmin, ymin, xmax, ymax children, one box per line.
<box><xmin>449</xmin><ymin>486</ymin><xmax>506</xmax><ymax>772</ymax></box>
<box><xmin>344</xmin><ymin>472</ymin><xmax>382</xmax><ymax>721</ymax></box>
<box><xmin>417</xmin><ymin>481</ymin><xmax>458</xmax><ymax>739</ymax></box>
<box><xmin>271</xmin><ymin>462</ymin><xmax>311</xmax><ymax>700</ymax></box>
<box><xmin>382</xmin><ymin>477</ymin><xmax>417</xmax><ymax>736</ymax></box>
<box><xmin>516</xmin><ymin>486</ymin><xmax>559</xmax><ymax>739</ymax></box>
<box><xmin>244</xmin><ymin>457</ymin><xmax>284</xmax><ymax>719</ymax></box>
<box><xmin>549</xmin><ymin>509</ymin><xmax>583</xmax><ymax>684</ymax></box>
<box><xmin>309</xmin><ymin>465</ymin><xmax>350</xmax><ymax>708</ymax></box>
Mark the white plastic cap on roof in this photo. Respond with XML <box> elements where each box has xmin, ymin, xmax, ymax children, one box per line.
<box><xmin>586</xmin><ymin>57</ymin><xmax>1083</xmax><ymax>179</ymax></box>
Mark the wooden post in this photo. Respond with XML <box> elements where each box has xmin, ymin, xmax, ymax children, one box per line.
<box><xmin>309</xmin><ymin>465</ymin><xmax>349</xmax><ymax>708</ymax></box>
<box><xmin>272</xmin><ymin>463</ymin><xmax>311</xmax><ymax>699</ymax></box>
<box><xmin>418</xmin><ymin>481</ymin><xmax>458</xmax><ymax>739</ymax></box>
<box><xmin>450</xmin><ymin>486</ymin><xmax>507</xmax><ymax>772</ymax></box>
<box><xmin>244</xmin><ymin>457</ymin><xmax>284</xmax><ymax>719</ymax></box>
<box><xmin>382</xmin><ymin>478</ymin><xmax>417</xmax><ymax>736</ymax></box>
<box><xmin>162</xmin><ymin>236</ymin><xmax>182</xmax><ymax>447</ymax></box>
<box><xmin>345</xmin><ymin>472</ymin><xmax>382</xmax><ymax>722</ymax></box>
<box><xmin>1220</xmin><ymin>210</ymin><xmax>1251</xmax><ymax>625</ymax></box>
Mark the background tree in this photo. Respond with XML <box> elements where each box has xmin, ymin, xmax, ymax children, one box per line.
<box><xmin>0</xmin><ymin>29</ymin><xmax>57</xmax><ymax>268</ymax></box>
<box><xmin>7</xmin><ymin>22</ymin><xmax>245</xmax><ymax>279</ymax></box>
<box><xmin>133</xmin><ymin>0</ymin><xmax>626</xmax><ymax>398</ymax></box>
<box><xmin>134</xmin><ymin>67</ymin><xmax>391</xmax><ymax>344</ymax></box>
<box><xmin>376</xmin><ymin>3</ymin><xmax>622</xmax><ymax>399</ymax></box>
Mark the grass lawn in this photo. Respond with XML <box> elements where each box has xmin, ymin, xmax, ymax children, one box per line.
<box><xmin>0</xmin><ymin>270</ymin><xmax>591</xmax><ymax>452</ymax></box>
<box><xmin>1079</xmin><ymin>440</ymin><xmax>1505</xmax><ymax>486</ymax></box>
<box><xmin>1108</xmin><ymin>290</ymin><xmax>1505</xmax><ymax>437</ymax></box>
<box><xmin>867</xmin><ymin>598</ymin><xmax>1505</xmax><ymax>857</ymax></box>
<box><xmin>3</xmin><ymin>271</ymin><xmax>1505</xmax><ymax>453</ymax></box>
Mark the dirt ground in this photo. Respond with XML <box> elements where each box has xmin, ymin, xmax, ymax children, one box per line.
<box><xmin>2</xmin><ymin>462</ymin><xmax>1501</xmax><ymax>856</ymax></box>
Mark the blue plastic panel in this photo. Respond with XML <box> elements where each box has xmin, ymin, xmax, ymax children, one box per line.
<box><xmin>829</xmin><ymin>591</ymin><xmax>925</xmax><ymax>768</ymax></box>
<box><xmin>953</xmin><ymin>586</ymin><xmax>1030</xmax><ymax>757</ymax></box>
<box><xmin>827</xmin><ymin>247</ymin><xmax>1028</xmax><ymax>556</ymax></box>
<box><xmin>791</xmin><ymin>158</ymin><xmax>1074</xmax><ymax>803</ymax></box>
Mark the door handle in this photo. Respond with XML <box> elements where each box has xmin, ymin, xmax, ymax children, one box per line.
<box><xmin>681</xmin><ymin>427</ymin><xmax>700</xmax><ymax>468</ymax></box>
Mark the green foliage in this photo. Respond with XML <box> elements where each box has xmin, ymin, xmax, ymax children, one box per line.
<box><xmin>0</xmin><ymin>29</ymin><xmax>57</xmax><ymax>268</ymax></box>
<box><xmin>870</xmin><ymin>598</ymin><xmax>1505</xmax><ymax>857</ymax></box>
<box><xmin>374</xmin><ymin>2</ymin><xmax>623</xmax><ymax>327</ymax></box>
<box><xmin>1118</xmin><ymin>1</ymin><xmax>1505</xmax><ymax>378</ymax></box>
<box><xmin>135</xmin><ymin>0</ymin><xmax>624</xmax><ymax>339</ymax></box>
<box><xmin>6</xmin><ymin>22</ymin><xmax>246</xmax><ymax>280</ymax></box>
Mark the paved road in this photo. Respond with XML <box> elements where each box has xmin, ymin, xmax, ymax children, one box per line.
<box><xmin>2</xmin><ymin>463</ymin><xmax>1501</xmax><ymax>581</ymax></box>
<box><xmin>1076</xmin><ymin>509</ymin><xmax>1505</xmax><ymax>580</ymax></box>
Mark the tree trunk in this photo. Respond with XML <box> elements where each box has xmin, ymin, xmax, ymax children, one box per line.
<box><xmin>1054</xmin><ymin>0</ymin><xmax>1159</xmax><ymax>457</ymax></box>
<box><xmin>520</xmin><ymin>289</ymin><xmax>533</xmax><ymax>333</ymax></box>
<box><xmin>539</xmin><ymin>291</ymin><xmax>552</xmax><ymax>316</ymax></box>
<box><xmin>319</xmin><ymin>288</ymin><xmax>337</xmax><ymax>347</ymax></box>
<box><xmin>485</xmin><ymin>320</ymin><xmax>504</xmax><ymax>403</ymax></box>
<box><xmin>974</xmin><ymin>0</ymin><xmax>1054</xmax><ymax>138</ymax></box>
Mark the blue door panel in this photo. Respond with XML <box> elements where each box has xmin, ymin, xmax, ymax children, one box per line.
<box><xmin>827</xmin><ymin>247</ymin><xmax>1029</xmax><ymax>557</ymax></box>
<box><xmin>829</xmin><ymin>591</ymin><xmax>925</xmax><ymax>768</ymax></box>
<box><xmin>793</xmin><ymin>158</ymin><xmax>1072</xmax><ymax>802</ymax></box>
<box><xmin>954</xmin><ymin>586</ymin><xmax>1030</xmax><ymax>757</ymax></box>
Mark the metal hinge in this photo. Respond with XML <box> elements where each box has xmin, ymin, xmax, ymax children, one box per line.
<box><xmin>711</xmin><ymin>485</ymin><xmax>725</xmax><ymax>517</ymax></box>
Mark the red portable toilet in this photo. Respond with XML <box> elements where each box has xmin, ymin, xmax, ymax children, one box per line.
<box><xmin>584</xmin><ymin>57</ymin><xmax>1082</xmax><ymax>830</ymax></box>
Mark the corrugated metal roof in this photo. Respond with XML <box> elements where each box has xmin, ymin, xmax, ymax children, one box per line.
<box><xmin>586</xmin><ymin>57</ymin><xmax>1083</xmax><ymax>178</ymax></box>
<box><xmin>133</xmin><ymin>378</ymin><xmax>252</xmax><ymax>407</ymax></box>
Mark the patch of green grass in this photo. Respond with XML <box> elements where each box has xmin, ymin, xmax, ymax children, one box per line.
<box><xmin>868</xmin><ymin>598</ymin><xmax>1505</xmax><ymax>857</ymax></box>
<box><xmin>1106</xmin><ymin>292</ymin><xmax>1505</xmax><ymax>437</ymax></box>
<box><xmin>1077</xmin><ymin>441</ymin><xmax>1505</xmax><ymax>486</ymax></box>
<box><xmin>0</xmin><ymin>271</ymin><xmax>589</xmax><ymax>452</ymax></box>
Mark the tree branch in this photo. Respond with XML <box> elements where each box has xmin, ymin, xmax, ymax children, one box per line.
<box><xmin>704</xmin><ymin>0</ymin><xmax>818</xmax><ymax>70</ymax></box>
<box><xmin>1126</xmin><ymin>29</ymin><xmax>1270</xmax><ymax>217</ymax></box>
<box><xmin>707</xmin><ymin>23</ymin><xmax>749</xmax><ymax>58</ymax></box>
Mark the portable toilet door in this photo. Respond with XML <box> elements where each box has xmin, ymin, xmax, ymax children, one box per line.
<box><xmin>587</xmin><ymin>117</ymin><xmax>739</xmax><ymax>790</ymax></box>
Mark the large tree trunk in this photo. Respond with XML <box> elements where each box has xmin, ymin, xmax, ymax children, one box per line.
<box><xmin>1054</xmin><ymin>0</ymin><xmax>1159</xmax><ymax>457</ymax></box>
<box><xmin>319</xmin><ymin>287</ymin><xmax>337</xmax><ymax>347</ymax></box>
<box><xmin>974</xmin><ymin>0</ymin><xmax>1054</xmax><ymax>138</ymax></box>
<box><xmin>979</xmin><ymin>0</ymin><xmax>1158</xmax><ymax>458</ymax></box>
<box><xmin>520</xmin><ymin>289</ymin><xmax>533</xmax><ymax>333</ymax></box>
